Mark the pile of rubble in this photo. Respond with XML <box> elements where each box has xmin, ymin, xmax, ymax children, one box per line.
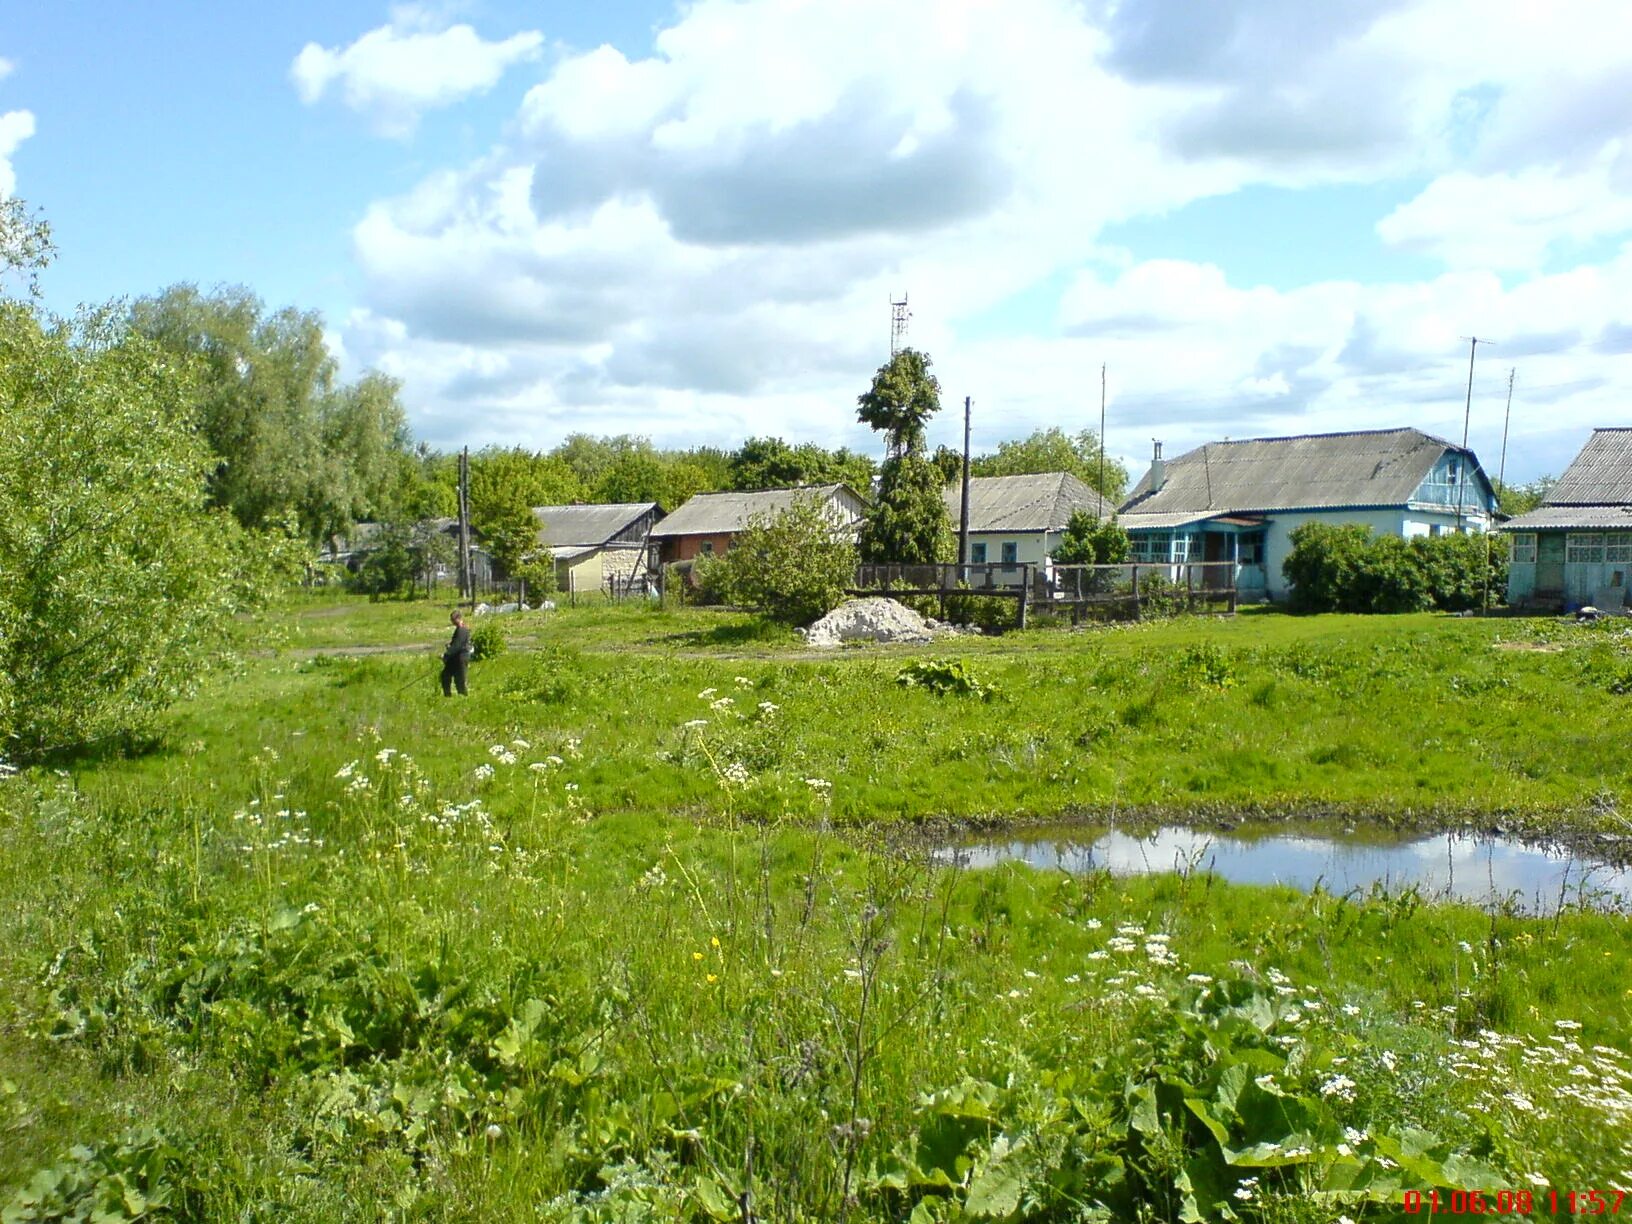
<box><xmin>801</xmin><ymin>598</ymin><xmax>976</xmax><ymax>649</ymax></box>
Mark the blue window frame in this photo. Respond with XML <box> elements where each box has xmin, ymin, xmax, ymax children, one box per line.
<box><xmin>970</xmin><ymin>542</ymin><xmax>987</xmax><ymax>563</ymax></box>
<box><xmin>1001</xmin><ymin>542</ymin><xmax>1019</xmax><ymax>564</ymax></box>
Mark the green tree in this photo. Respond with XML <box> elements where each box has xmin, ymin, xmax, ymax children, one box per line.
<box><xmin>594</xmin><ymin>448</ymin><xmax>670</xmax><ymax>505</ymax></box>
<box><xmin>699</xmin><ymin>494</ymin><xmax>858</xmax><ymax>624</ymax></box>
<box><xmin>859</xmin><ymin>454</ymin><xmax>954</xmax><ymax>565</ymax></box>
<box><xmin>856</xmin><ymin>348</ymin><xmax>940</xmax><ymax>455</ymax></box>
<box><xmin>0</xmin><ymin>304</ymin><xmax>294</xmax><ymax>756</ymax></box>
<box><xmin>0</xmin><ymin>197</ymin><xmax>55</xmax><ymax>297</ymax></box>
<box><xmin>973</xmin><ymin>426</ymin><xmax>1128</xmax><ymax>503</ymax></box>
<box><xmin>1053</xmin><ymin>510</ymin><xmax>1130</xmax><ymax>565</ymax></box>
<box><xmin>1494</xmin><ymin>477</ymin><xmax>1554</xmax><ymax>518</ymax></box>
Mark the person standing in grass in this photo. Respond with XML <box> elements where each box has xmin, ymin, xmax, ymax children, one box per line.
<box><xmin>441</xmin><ymin>610</ymin><xmax>473</xmax><ymax>697</ymax></box>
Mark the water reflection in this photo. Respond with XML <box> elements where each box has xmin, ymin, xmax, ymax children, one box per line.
<box><xmin>939</xmin><ymin>827</ymin><xmax>1632</xmax><ymax>914</ymax></box>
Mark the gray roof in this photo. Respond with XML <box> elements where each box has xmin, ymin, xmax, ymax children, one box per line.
<box><xmin>1120</xmin><ymin>427</ymin><xmax>1488</xmax><ymax>515</ymax></box>
<box><xmin>650</xmin><ymin>484</ymin><xmax>865</xmax><ymax>537</ymax></box>
<box><xmin>1500</xmin><ymin>505</ymin><xmax>1632</xmax><ymax>531</ymax></box>
<box><xmin>532</xmin><ymin>502</ymin><xmax>659</xmax><ymax>548</ymax></box>
<box><xmin>1118</xmin><ymin>510</ymin><xmax>1224</xmax><ymax>531</ymax></box>
<box><xmin>942</xmin><ymin>473</ymin><xmax>1115</xmax><ymax>533</ymax></box>
<box><xmin>1540</xmin><ymin>428</ymin><xmax>1632</xmax><ymax>506</ymax></box>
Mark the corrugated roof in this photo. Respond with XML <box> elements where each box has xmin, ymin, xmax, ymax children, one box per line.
<box><xmin>1541</xmin><ymin>428</ymin><xmax>1632</xmax><ymax>506</ymax></box>
<box><xmin>1118</xmin><ymin>510</ymin><xmax>1225</xmax><ymax>530</ymax></box>
<box><xmin>1499</xmin><ymin>505</ymin><xmax>1632</xmax><ymax>531</ymax></box>
<box><xmin>550</xmin><ymin>545</ymin><xmax>600</xmax><ymax>562</ymax></box>
<box><xmin>1120</xmin><ymin>427</ymin><xmax>1488</xmax><ymax>515</ymax></box>
<box><xmin>942</xmin><ymin>473</ymin><xmax>1115</xmax><ymax>533</ymax></box>
<box><xmin>532</xmin><ymin>502</ymin><xmax>659</xmax><ymax>547</ymax></box>
<box><xmin>650</xmin><ymin>484</ymin><xmax>864</xmax><ymax>537</ymax></box>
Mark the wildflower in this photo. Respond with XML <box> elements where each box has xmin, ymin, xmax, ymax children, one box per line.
<box><xmin>1064</xmin><ymin>974</ymin><xmax>1080</xmax><ymax>984</ymax></box>
<box><xmin>1254</xmin><ymin>1074</ymin><xmax>1278</xmax><ymax>1092</ymax></box>
<box><xmin>473</xmin><ymin>764</ymin><xmax>494</xmax><ymax>782</ymax></box>
<box><xmin>375</xmin><ymin>747</ymin><xmax>397</xmax><ymax>765</ymax></box>
<box><xmin>698</xmin><ymin>687</ymin><xmax>718</xmax><ymax>699</ymax></box>
<box><xmin>1379</xmin><ymin>1050</ymin><xmax>1398</xmax><ymax>1072</ymax></box>
<box><xmin>721</xmin><ymin>762</ymin><xmax>751</xmax><ymax>786</ymax></box>
<box><xmin>1085</xmin><ymin>918</ymin><xmax>1101</xmax><ymax>929</ymax></box>
<box><xmin>1555</xmin><ymin>1019</ymin><xmax>1583</xmax><ymax>1031</ymax></box>
<box><xmin>1319</xmin><ymin>1074</ymin><xmax>1357</xmax><ymax>1101</ymax></box>
<box><xmin>0</xmin><ymin>761</ymin><xmax>17</xmax><ymax>778</ymax></box>
<box><xmin>528</xmin><ymin>762</ymin><xmax>550</xmax><ymax>774</ymax></box>
<box><xmin>1457</xmin><ymin>940</ymin><xmax>1473</xmax><ymax>954</ymax></box>
<box><xmin>710</xmin><ymin>697</ymin><xmax>734</xmax><ymax>710</ymax></box>
<box><xmin>757</xmin><ymin>701</ymin><xmax>780</xmax><ymax>714</ymax></box>
<box><xmin>1234</xmin><ymin>1177</ymin><xmax>1259</xmax><ymax>1202</ymax></box>
<box><xmin>1023</xmin><ymin>970</ymin><xmax>1039</xmax><ymax>980</ymax></box>
<box><xmin>510</xmin><ymin>738</ymin><xmax>530</xmax><ymax>750</ymax></box>
<box><xmin>546</xmin><ymin>755</ymin><xmax>564</xmax><ymax>766</ymax></box>
<box><xmin>683</xmin><ymin>719</ymin><xmax>709</xmax><ymax>730</ymax></box>
<box><xmin>734</xmin><ymin>676</ymin><xmax>752</xmax><ymax>686</ymax></box>
<box><xmin>485</xmin><ymin>1124</ymin><xmax>503</xmax><ymax>1141</ymax></box>
<box><xmin>710</xmin><ymin>936</ymin><xmax>720</xmax><ymax>948</ymax></box>
<box><xmin>803</xmin><ymin>777</ymin><xmax>832</xmax><ymax>793</ymax></box>
<box><xmin>335</xmin><ymin>760</ymin><xmax>358</xmax><ymax>779</ymax></box>
<box><xmin>1186</xmin><ymin>973</ymin><xmax>1213</xmax><ymax>984</ymax></box>
<box><xmin>706</xmin><ymin>974</ymin><xmax>718</xmax><ymax>984</ymax></box>
<box><xmin>1341</xmin><ymin>1004</ymin><xmax>1361</xmax><ymax>1016</ymax></box>
<box><xmin>693</xmin><ymin>952</ymin><xmax>704</xmax><ymax>961</ymax></box>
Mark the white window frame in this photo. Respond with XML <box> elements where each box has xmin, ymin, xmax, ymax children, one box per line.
<box><xmin>1510</xmin><ymin>533</ymin><xmax>1537</xmax><ymax>564</ymax></box>
<box><xmin>1567</xmin><ymin>533</ymin><xmax>1605</xmax><ymax>563</ymax></box>
<box><xmin>1607</xmin><ymin>532</ymin><xmax>1632</xmax><ymax>564</ymax></box>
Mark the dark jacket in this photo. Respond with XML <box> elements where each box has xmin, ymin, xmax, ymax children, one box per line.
<box><xmin>444</xmin><ymin>623</ymin><xmax>472</xmax><ymax>661</ymax></box>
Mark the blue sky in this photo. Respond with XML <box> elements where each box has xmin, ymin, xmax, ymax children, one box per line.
<box><xmin>6</xmin><ymin>0</ymin><xmax>1632</xmax><ymax>484</ymax></box>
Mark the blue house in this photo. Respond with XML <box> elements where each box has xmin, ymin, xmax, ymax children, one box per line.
<box><xmin>1118</xmin><ymin>428</ymin><xmax>1499</xmax><ymax>602</ymax></box>
<box><xmin>1499</xmin><ymin>428</ymin><xmax>1632</xmax><ymax>612</ymax></box>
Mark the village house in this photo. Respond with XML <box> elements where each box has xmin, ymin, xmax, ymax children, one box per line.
<box><xmin>648</xmin><ymin>484</ymin><xmax>867</xmax><ymax>566</ymax></box>
<box><xmin>942</xmin><ymin>472</ymin><xmax>1116</xmax><ymax>575</ymax></box>
<box><xmin>532</xmin><ymin>501</ymin><xmax>664</xmax><ymax>597</ymax></box>
<box><xmin>1118</xmin><ymin>427</ymin><xmax>1499</xmax><ymax>602</ymax></box>
<box><xmin>316</xmin><ymin>518</ymin><xmax>495</xmax><ymax>589</ymax></box>
<box><xmin>1499</xmin><ymin>428</ymin><xmax>1632</xmax><ymax>612</ymax></box>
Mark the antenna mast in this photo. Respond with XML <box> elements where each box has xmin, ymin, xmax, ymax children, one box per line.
<box><xmin>890</xmin><ymin>293</ymin><xmax>910</xmax><ymax>357</ymax></box>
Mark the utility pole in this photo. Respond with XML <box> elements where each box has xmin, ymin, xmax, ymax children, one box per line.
<box><xmin>457</xmin><ymin>445</ymin><xmax>471</xmax><ymax>601</ymax></box>
<box><xmin>1483</xmin><ymin>368</ymin><xmax>1517</xmax><ymax>613</ymax></box>
<box><xmin>1456</xmin><ymin>336</ymin><xmax>1489</xmax><ymax>533</ymax></box>
<box><xmin>1098</xmin><ymin>363</ymin><xmax>1107</xmax><ymax>514</ymax></box>
<box><xmin>959</xmin><ymin>395</ymin><xmax>972</xmax><ymax>575</ymax></box>
<box><xmin>889</xmin><ymin>293</ymin><xmax>910</xmax><ymax>357</ymax></box>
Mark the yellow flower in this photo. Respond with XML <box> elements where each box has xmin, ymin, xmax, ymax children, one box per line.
<box><xmin>706</xmin><ymin>973</ymin><xmax>718</xmax><ymax>984</ymax></box>
<box><xmin>692</xmin><ymin>952</ymin><xmax>704</xmax><ymax>961</ymax></box>
<box><xmin>710</xmin><ymin>936</ymin><xmax>720</xmax><ymax>948</ymax></box>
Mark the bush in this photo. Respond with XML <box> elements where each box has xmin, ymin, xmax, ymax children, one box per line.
<box><xmin>1136</xmin><ymin>572</ymin><xmax>1187</xmax><ymax>618</ymax></box>
<box><xmin>0</xmin><ymin>305</ymin><xmax>294</xmax><ymax>757</ymax></box>
<box><xmin>470</xmin><ymin>619</ymin><xmax>507</xmax><ymax>661</ymax></box>
<box><xmin>895</xmin><ymin>658</ymin><xmax>998</xmax><ymax>700</ymax></box>
<box><xmin>698</xmin><ymin>494</ymin><xmax>858</xmax><ymax>625</ymax></box>
<box><xmin>1283</xmin><ymin>523</ymin><xmax>1508</xmax><ymax>614</ymax></box>
<box><xmin>1053</xmin><ymin>510</ymin><xmax>1131</xmax><ymax>565</ymax></box>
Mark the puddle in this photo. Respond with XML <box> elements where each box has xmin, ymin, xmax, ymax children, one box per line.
<box><xmin>937</xmin><ymin>826</ymin><xmax>1632</xmax><ymax>914</ymax></box>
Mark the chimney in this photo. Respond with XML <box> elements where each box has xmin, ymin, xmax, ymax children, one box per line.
<box><xmin>1149</xmin><ymin>440</ymin><xmax>1166</xmax><ymax>493</ymax></box>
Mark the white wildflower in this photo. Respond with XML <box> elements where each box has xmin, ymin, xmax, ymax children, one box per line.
<box><xmin>335</xmin><ymin>760</ymin><xmax>358</xmax><ymax>779</ymax></box>
<box><xmin>698</xmin><ymin>687</ymin><xmax>718</xmax><ymax>699</ymax></box>
<box><xmin>710</xmin><ymin>697</ymin><xmax>734</xmax><ymax>710</ymax></box>
<box><xmin>473</xmin><ymin>764</ymin><xmax>494</xmax><ymax>782</ymax></box>
<box><xmin>510</xmin><ymin>738</ymin><xmax>530</xmax><ymax>751</ymax></box>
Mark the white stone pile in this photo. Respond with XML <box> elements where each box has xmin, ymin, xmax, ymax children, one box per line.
<box><xmin>801</xmin><ymin>598</ymin><xmax>975</xmax><ymax>649</ymax></box>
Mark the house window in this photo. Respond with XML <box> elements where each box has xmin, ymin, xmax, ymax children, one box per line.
<box><xmin>1170</xmin><ymin>533</ymin><xmax>1191</xmax><ymax>561</ymax></box>
<box><xmin>970</xmin><ymin>542</ymin><xmax>987</xmax><ymax>563</ymax></box>
<box><xmin>1446</xmin><ymin>459</ymin><xmax>1461</xmax><ymax>485</ymax></box>
<box><xmin>1607</xmin><ymin>533</ymin><xmax>1632</xmax><ymax>564</ymax></box>
<box><xmin>1001</xmin><ymin>542</ymin><xmax>1019</xmax><ymax>564</ymax></box>
<box><xmin>1510</xmin><ymin>533</ymin><xmax>1537</xmax><ymax>564</ymax></box>
<box><xmin>1129</xmin><ymin>533</ymin><xmax>1165</xmax><ymax>563</ymax></box>
<box><xmin>1567</xmin><ymin>533</ymin><xmax>1605</xmax><ymax>563</ymax></box>
<box><xmin>1237</xmin><ymin>532</ymin><xmax>1265</xmax><ymax>566</ymax></box>
<box><xmin>699</xmin><ymin>540</ymin><xmax>714</xmax><ymax>555</ymax></box>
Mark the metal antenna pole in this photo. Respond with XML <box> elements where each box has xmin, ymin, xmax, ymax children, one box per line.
<box><xmin>959</xmin><ymin>395</ymin><xmax>972</xmax><ymax>575</ymax></box>
<box><xmin>1457</xmin><ymin>336</ymin><xmax>1488</xmax><ymax>533</ymax></box>
<box><xmin>1098</xmin><ymin>363</ymin><xmax>1107</xmax><ymax>512</ymax></box>
<box><xmin>1483</xmin><ymin>368</ymin><xmax>1517</xmax><ymax>613</ymax></box>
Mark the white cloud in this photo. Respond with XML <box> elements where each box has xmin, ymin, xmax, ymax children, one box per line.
<box><xmin>0</xmin><ymin>57</ymin><xmax>14</xmax><ymax>82</ymax></box>
<box><xmin>332</xmin><ymin>0</ymin><xmax>1632</xmax><ymax>480</ymax></box>
<box><xmin>1377</xmin><ymin>146</ymin><xmax>1632</xmax><ymax>270</ymax></box>
<box><xmin>291</xmin><ymin>16</ymin><xmax>543</xmax><ymax>137</ymax></box>
<box><xmin>0</xmin><ymin>108</ymin><xmax>36</xmax><ymax>198</ymax></box>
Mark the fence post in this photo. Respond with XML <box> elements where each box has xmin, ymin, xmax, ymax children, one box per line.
<box><xmin>1017</xmin><ymin>564</ymin><xmax>1030</xmax><ymax>630</ymax></box>
<box><xmin>1132</xmin><ymin>564</ymin><xmax>1141</xmax><ymax>620</ymax></box>
<box><xmin>1186</xmin><ymin>562</ymin><xmax>1194</xmax><ymax>612</ymax></box>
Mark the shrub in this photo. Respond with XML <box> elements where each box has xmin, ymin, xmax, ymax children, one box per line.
<box><xmin>470</xmin><ymin>619</ymin><xmax>507</xmax><ymax>661</ymax></box>
<box><xmin>1054</xmin><ymin>510</ymin><xmax>1131</xmax><ymax>565</ymax></box>
<box><xmin>1283</xmin><ymin>522</ymin><xmax>1507</xmax><ymax>614</ymax></box>
<box><xmin>1136</xmin><ymin>572</ymin><xmax>1187</xmax><ymax>618</ymax></box>
<box><xmin>0</xmin><ymin>305</ymin><xmax>294</xmax><ymax>757</ymax></box>
<box><xmin>699</xmin><ymin>494</ymin><xmax>858</xmax><ymax>625</ymax></box>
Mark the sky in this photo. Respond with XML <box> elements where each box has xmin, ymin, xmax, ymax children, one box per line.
<box><xmin>5</xmin><ymin>0</ymin><xmax>1632</xmax><ymax>484</ymax></box>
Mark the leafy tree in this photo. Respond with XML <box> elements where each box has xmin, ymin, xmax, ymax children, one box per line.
<box><xmin>467</xmin><ymin>473</ymin><xmax>542</xmax><ymax>579</ymax></box>
<box><xmin>349</xmin><ymin>521</ymin><xmax>418</xmax><ymax>598</ymax></box>
<box><xmin>728</xmin><ymin>437</ymin><xmax>877</xmax><ymax>493</ymax></box>
<box><xmin>306</xmin><ymin>372</ymin><xmax>412</xmax><ymax>547</ymax></box>
<box><xmin>859</xmin><ymin>454</ymin><xmax>954</xmax><ymax>565</ymax></box>
<box><xmin>972</xmin><ymin>426</ymin><xmax>1128</xmax><ymax>503</ymax></box>
<box><xmin>1282</xmin><ymin>523</ymin><xmax>1500</xmax><ymax>614</ymax></box>
<box><xmin>699</xmin><ymin>494</ymin><xmax>858</xmax><ymax>624</ymax></box>
<box><xmin>0</xmin><ymin>197</ymin><xmax>54</xmax><ymax>297</ymax></box>
<box><xmin>1053</xmin><ymin>511</ymin><xmax>1130</xmax><ymax>565</ymax></box>
<box><xmin>594</xmin><ymin>449</ymin><xmax>670</xmax><ymax>505</ymax></box>
<box><xmin>1494</xmin><ymin>477</ymin><xmax>1554</xmax><ymax>518</ymax></box>
<box><xmin>856</xmin><ymin>348</ymin><xmax>940</xmax><ymax>455</ymax></box>
<box><xmin>931</xmin><ymin>445</ymin><xmax>965</xmax><ymax>486</ymax></box>
<box><xmin>0</xmin><ymin>304</ymin><xmax>294</xmax><ymax>756</ymax></box>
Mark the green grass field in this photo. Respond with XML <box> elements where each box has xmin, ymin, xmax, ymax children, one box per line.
<box><xmin>2</xmin><ymin>596</ymin><xmax>1629</xmax><ymax>1220</ymax></box>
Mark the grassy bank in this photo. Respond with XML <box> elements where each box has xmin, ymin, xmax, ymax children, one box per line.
<box><xmin>2</xmin><ymin>597</ymin><xmax>1629</xmax><ymax>1220</ymax></box>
